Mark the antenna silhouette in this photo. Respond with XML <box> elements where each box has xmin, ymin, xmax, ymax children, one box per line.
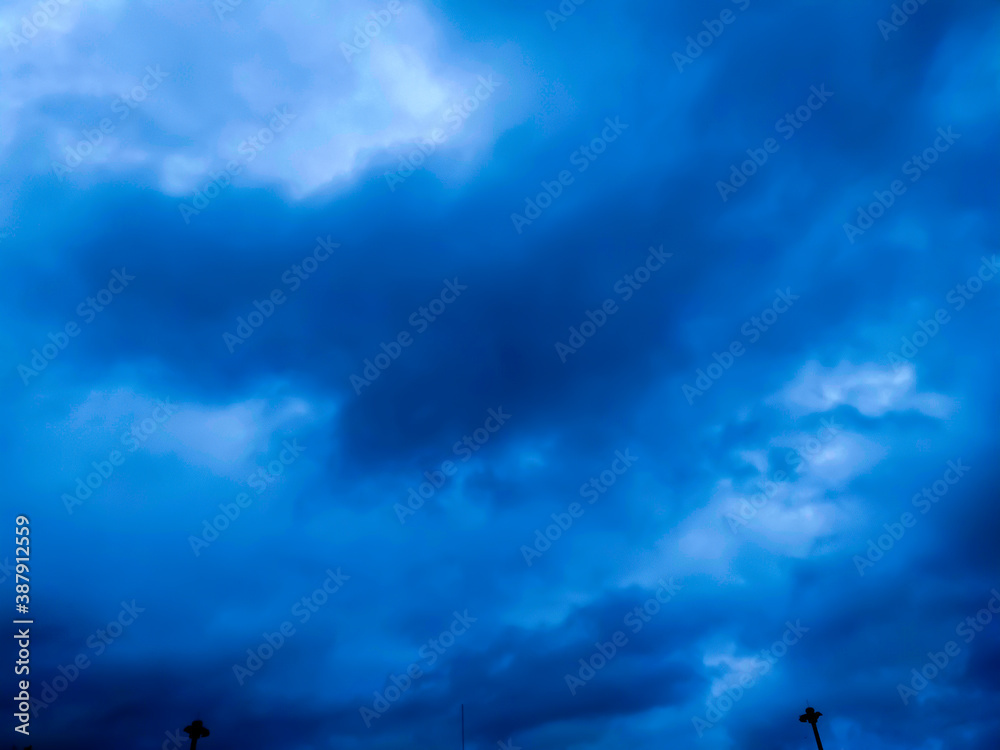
<box><xmin>799</xmin><ymin>706</ymin><xmax>824</xmax><ymax>750</ymax></box>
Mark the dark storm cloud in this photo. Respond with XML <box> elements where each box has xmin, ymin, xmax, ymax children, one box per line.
<box><xmin>2</xmin><ymin>0</ymin><xmax>998</xmax><ymax>748</ymax></box>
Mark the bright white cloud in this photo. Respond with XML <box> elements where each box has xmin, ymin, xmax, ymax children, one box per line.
<box><xmin>66</xmin><ymin>386</ymin><xmax>330</xmax><ymax>478</ymax></box>
<box><xmin>774</xmin><ymin>360</ymin><xmax>954</xmax><ymax>418</ymax></box>
<box><xmin>703</xmin><ymin>648</ymin><xmax>767</xmax><ymax>698</ymax></box>
<box><xmin>0</xmin><ymin>0</ymin><xmax>517</xmax><ymax>198</ymax></box>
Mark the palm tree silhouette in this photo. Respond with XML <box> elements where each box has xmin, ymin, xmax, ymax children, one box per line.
<box><xmin>799</xmin><ymin>706</ymin><xmax>824</xmax><ymax>750</ymax></box>
<box><xmin>184</xmin><ymin>719</ymin><xmax>210</xmax><ymax>750</ymax></box>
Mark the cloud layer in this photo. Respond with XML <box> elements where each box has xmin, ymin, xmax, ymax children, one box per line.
<box><xmin>2</xmin><ymin>0</ymin><xmax>999</xmax><ymax>749</ymax></box>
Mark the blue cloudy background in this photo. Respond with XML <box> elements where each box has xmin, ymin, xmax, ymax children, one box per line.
<box><xmin>2</xmin><ymin>0</ymin><xmax>999</xmax><ymax>747</ymax></box>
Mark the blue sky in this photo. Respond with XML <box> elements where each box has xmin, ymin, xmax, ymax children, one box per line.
<box><xmin>2</xmin><ymin>0</ymin><xmax>999</xmax><ymax>748</ymax></box>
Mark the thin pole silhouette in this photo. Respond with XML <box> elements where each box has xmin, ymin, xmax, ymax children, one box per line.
<box><xmin>184</xmin><ymin>719</ymin><xmax>210</xmax><ymax>750</ymax></box>
<box><xmin>798</xmin><ymin>706</ymin><xmax>824</xmax><ymax>750</ymax></box>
